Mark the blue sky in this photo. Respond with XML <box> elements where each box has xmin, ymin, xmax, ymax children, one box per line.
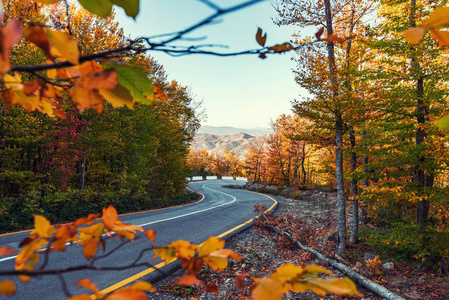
<box><xmin>115</xmin><ymin>0</ymin><xmax>309</xmax><ymax>129</ymax></box>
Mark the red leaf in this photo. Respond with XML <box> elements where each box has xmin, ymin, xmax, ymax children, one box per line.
<box><xmin>206</xmin><ymin>283</ymin><xmax>219</xmax><ymax>294</ymax></box>
<box><xmin>315</xmin><ymin>27</ymin><xmax>325</xmax><ymax>40</ymax></box>
<box><xmin>236</xmin><ymin>273</ymin><xmax>249</xmax><ymax>290</ymax></box>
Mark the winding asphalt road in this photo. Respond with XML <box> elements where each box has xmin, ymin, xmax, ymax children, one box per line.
<box><xmin>0</xmin><ymin>180</ymin><xmax>278</xmax><ymax>299</ymax></box>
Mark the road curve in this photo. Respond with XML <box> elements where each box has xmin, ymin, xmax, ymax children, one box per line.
<box><xmin>0</xmin><ymin>180</ymin><xmax>278</xmax><ymax>299</ymax></box>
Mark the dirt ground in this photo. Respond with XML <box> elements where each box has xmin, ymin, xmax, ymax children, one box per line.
<box><xmin>146</xmin><ymin>189</ymin><xmax>449</xmax><ymax>300</ymax></box>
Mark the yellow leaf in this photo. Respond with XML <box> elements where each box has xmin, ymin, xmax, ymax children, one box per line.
<box><xmin>301</xmin><ymin>264</ymin><xmax>333</xmax><ymax>278</ymax></box>
<box><xmin>403</xmin><ymin>27</ymin><xmax>425</xmax><ymax>44</ymax></box>
<box><xmin>269</xmin><ymin>263</ymin><xmax>304</xmax><ymax>282</ymax></box>
<box><xmin>291</xmin><ymin>277</ymin><xmax>361</xmax><ymax>296</ymax></box>
<box><xmin>4</xmin><ymin>73</ymin><xmax>22</xmax><ymax>90</ymax></box>
<box><xmin>423</xmin><ymin>6</ymin><xmax>449</xmax><ymax>29</ymax></box>
<box><xmin>0</xmin><ymin>279</ymin><xmax>16</xmax><ymax>296</ymax></box>
<box><xmin>198</xmin><ymin>236</ymin><xmax>224</xmax><ymax>257</ymax></box>
<box><xmin>129</xmin><ymin>280</ymin><xmax>158</xmax><ymax>292</ymax></box>
<box><xmin>45</xmin><ymin>29</ymin><xmax>80</xmax><ymax>65</ymax></box>
<box><xmin>78</xmin><ymin>222</ymin><xmax>105</xmax><ymax>238</ymax></box>
<box><xmin>33</xmin><ymin>215</ymin><xmax>55</xmax><ymax>238</ymax></box>
<box><xmin>203</xmin><ymin>256</ymin><xmax>228</xmax><ymax>271</ymax></box>
<box><xmin>251</xmin><ymin>277</ymin><xmax>283</xmax><ymax>300</ymax></box>
<box><xmin>99</xmin><ymin>84</ymin><xmax>135</xmax><ymax>109</ymax></box>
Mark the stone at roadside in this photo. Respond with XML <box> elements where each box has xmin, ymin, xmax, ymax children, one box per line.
<box><xmin>382</xmin><ymin>262</ymin><xmax>394</xmax><ymax>271</ymax></box>
<box><xmin>364</xmin><ymin>253</ymin><xmax>376</xmax><ymax>261</ymax></box>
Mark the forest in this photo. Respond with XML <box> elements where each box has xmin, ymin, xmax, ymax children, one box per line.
<box><xmin>1</xmin><ymin>0</ymin><xmax>449</xmax><ymax>299</ymax></box>
<box><xmin>188</xmin><ymin>0</ymin><xmax>449</xmax><ymax>283</ymax></box>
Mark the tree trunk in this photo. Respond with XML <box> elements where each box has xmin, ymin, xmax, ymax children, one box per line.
<box><xmin>324</xmin><ymin>0</ymin><xmax>345</xmax><ymax>255</ymax></box>
<box><xmin>336</xmin><ymin>119</ymin><xmax>346</xmax><ymax>254</ymax></box>
<box><xmin>350</xmin><ymin>129</ymin><xmax>358</xmax><ymax>244</ymax></box>
<box><xmin>410</xmin><ymin>0</ymin><xmax>430</xmax><ymax>228</ymax></box>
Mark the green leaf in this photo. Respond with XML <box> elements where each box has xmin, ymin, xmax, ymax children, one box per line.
<box><xmin>78</xmin><ymin>0</ymin><xmax>113</xmax><ymax>18</ymax></box>
<box><xmin>436</xmin><ymin>115</ymin><xmax>449</xmax><ymax>130</ymax></box>
<box><xmin>102</xmin><ymin>63</ymin><xmax>154</xmax><ymax>104</ymax></box>
<box><xmin>112</xmin><ymin>0</ymin><xmax>140</xmax><ymax>18</ymax></box>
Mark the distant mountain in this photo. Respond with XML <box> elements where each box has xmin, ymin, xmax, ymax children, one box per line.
<box><xmin>198</xmin><ymin>126</ymin><xmax>270</xmax><ymax>137</ymax></box>
<box><xmin>192</xmin><ymin>132</ymin><xmax>266</xmax><ymax>156</ymax></box>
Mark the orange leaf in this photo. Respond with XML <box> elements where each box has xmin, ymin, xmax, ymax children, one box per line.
<box><xmin>76</xmin><ymin>278</ymin><xmax>99</xmax><ymax>294</ymax></box>
<box><xmin>74</xmin><ymin>213</ymin><xmax>100</xmax><ymax>226</ymax></box>
<box><xmin>403</xmin><ymin>27</ymin><xmax>425</xmax><ymax>44</ymax></box>
<box><xmin>324</xmin><ymin>34</ymin><xmax>345</xmax><ymax>43</ymax></box>
<box><xmin>82</xmin><ymin>237</ymin><xmax>100</xmax><ymax>260</ymax></box>
<box><xmin>73</xmin><ymin>84</ymin><xmax>104</xmax><ymax>113</ymax></box>
<box><xmin>143</xmin><ymin>229</ymin><xmax>156</xmax><ymax>247</ymax></box>
<box><xmin>423</xmin><ymin>6</ymin><xmax>449</xmax><ymax>29</ymax></box>
<box><xmin>0</xmin><ymin>19</ymin><xmax>22</xmax><ymax>73</ymax></box>
<box><xmin>79</xmin><ymin>69</ymin><xmax>118</xmax><ymax>90</ymax></box>
<box><xmin>268</xmin><ymin>42</ymin><xmax>294</xmax><ymax>52</ymax></box>
<box><xmin>153</xmin><ymin>86</ymin><xmax>167</xmax><ymax>100</ymax></box>
<box><xmin>102</xmin><ymin>205</ymin><xmax>119</xmax><ymax>230</ymax></box>
<box><xmin>0</xmin><ymin>247</ymin><xmax>16</xmax><ymax>257</ymax></box>
<box><xmin>24</xmin><ymin>25</ymin><xmax>53</xmax><ymax>60</ymax></box>
<box><xmin>67</xmin><ymin>294</ymin><xmax>92</xmax><ymax>300</ymax></box>
<box><xmin>175</xmin><ymin>275</ymin><xmax>202</xmax><ymax>286</ymax></box>
<box><xmin>105</xmin><ymin>288</ymin><xmax>147</xmax><ymax>300</ymax></box>
<box><xmin>430</xmin><ymin>29</ymin><xmax>449</xmax><ymax>46</ymax></box>
<box><xmin>0</xmin><ymin>279</ymin><xmax>16</xmax><ymax>296</ymax></box>
<box><xmin>22</xmin><ymin>81</ymin><xmax>39</xmax><ymax>96</ymax></box>
<box><xmin>251</xmin><ymin>277</ymin><xmax>283</xmax><ymax>300</ymax></box>
<box><xmin>256</xmin><ymin>28</ymin><xmax>267</xmax><ymax>47</ymax></box>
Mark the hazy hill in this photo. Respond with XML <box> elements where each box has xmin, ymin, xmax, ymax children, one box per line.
<box><xmin>198</xmin><ymin>125</ymin><xmax>270</xmax><ymax>137</ymax></box>
<box><xmin>192</xmin><ymin>132</ymin><xmax>266</xmax><ymax>156</ymax></box>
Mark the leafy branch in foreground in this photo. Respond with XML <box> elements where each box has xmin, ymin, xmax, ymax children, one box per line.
<box><xmin>0</xmin><ymin>205</ymin><xmax>361</xmax><ymax>299</ymax></box>
<box><xmin>0</xmin><ymin>0</ymin><xmax>313</xmax><ymax>118</ymax></box>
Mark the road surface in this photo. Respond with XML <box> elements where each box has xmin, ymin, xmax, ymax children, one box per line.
<box><xmin>0</xmin><ymin>180</ymin><xmax>277</xmax><ymax>299</ymax></box>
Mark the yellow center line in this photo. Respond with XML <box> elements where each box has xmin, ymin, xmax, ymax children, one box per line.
<box><xmin>93</xmin><ymin>189</ymin><xmax>277</xmax><ymax>297</ymax></box>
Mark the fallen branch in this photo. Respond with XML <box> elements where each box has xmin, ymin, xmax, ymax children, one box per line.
<box><xmin>268</xmin><ymin>225</ymin><xmax>405</xmax><ymax>300</ymax></box>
